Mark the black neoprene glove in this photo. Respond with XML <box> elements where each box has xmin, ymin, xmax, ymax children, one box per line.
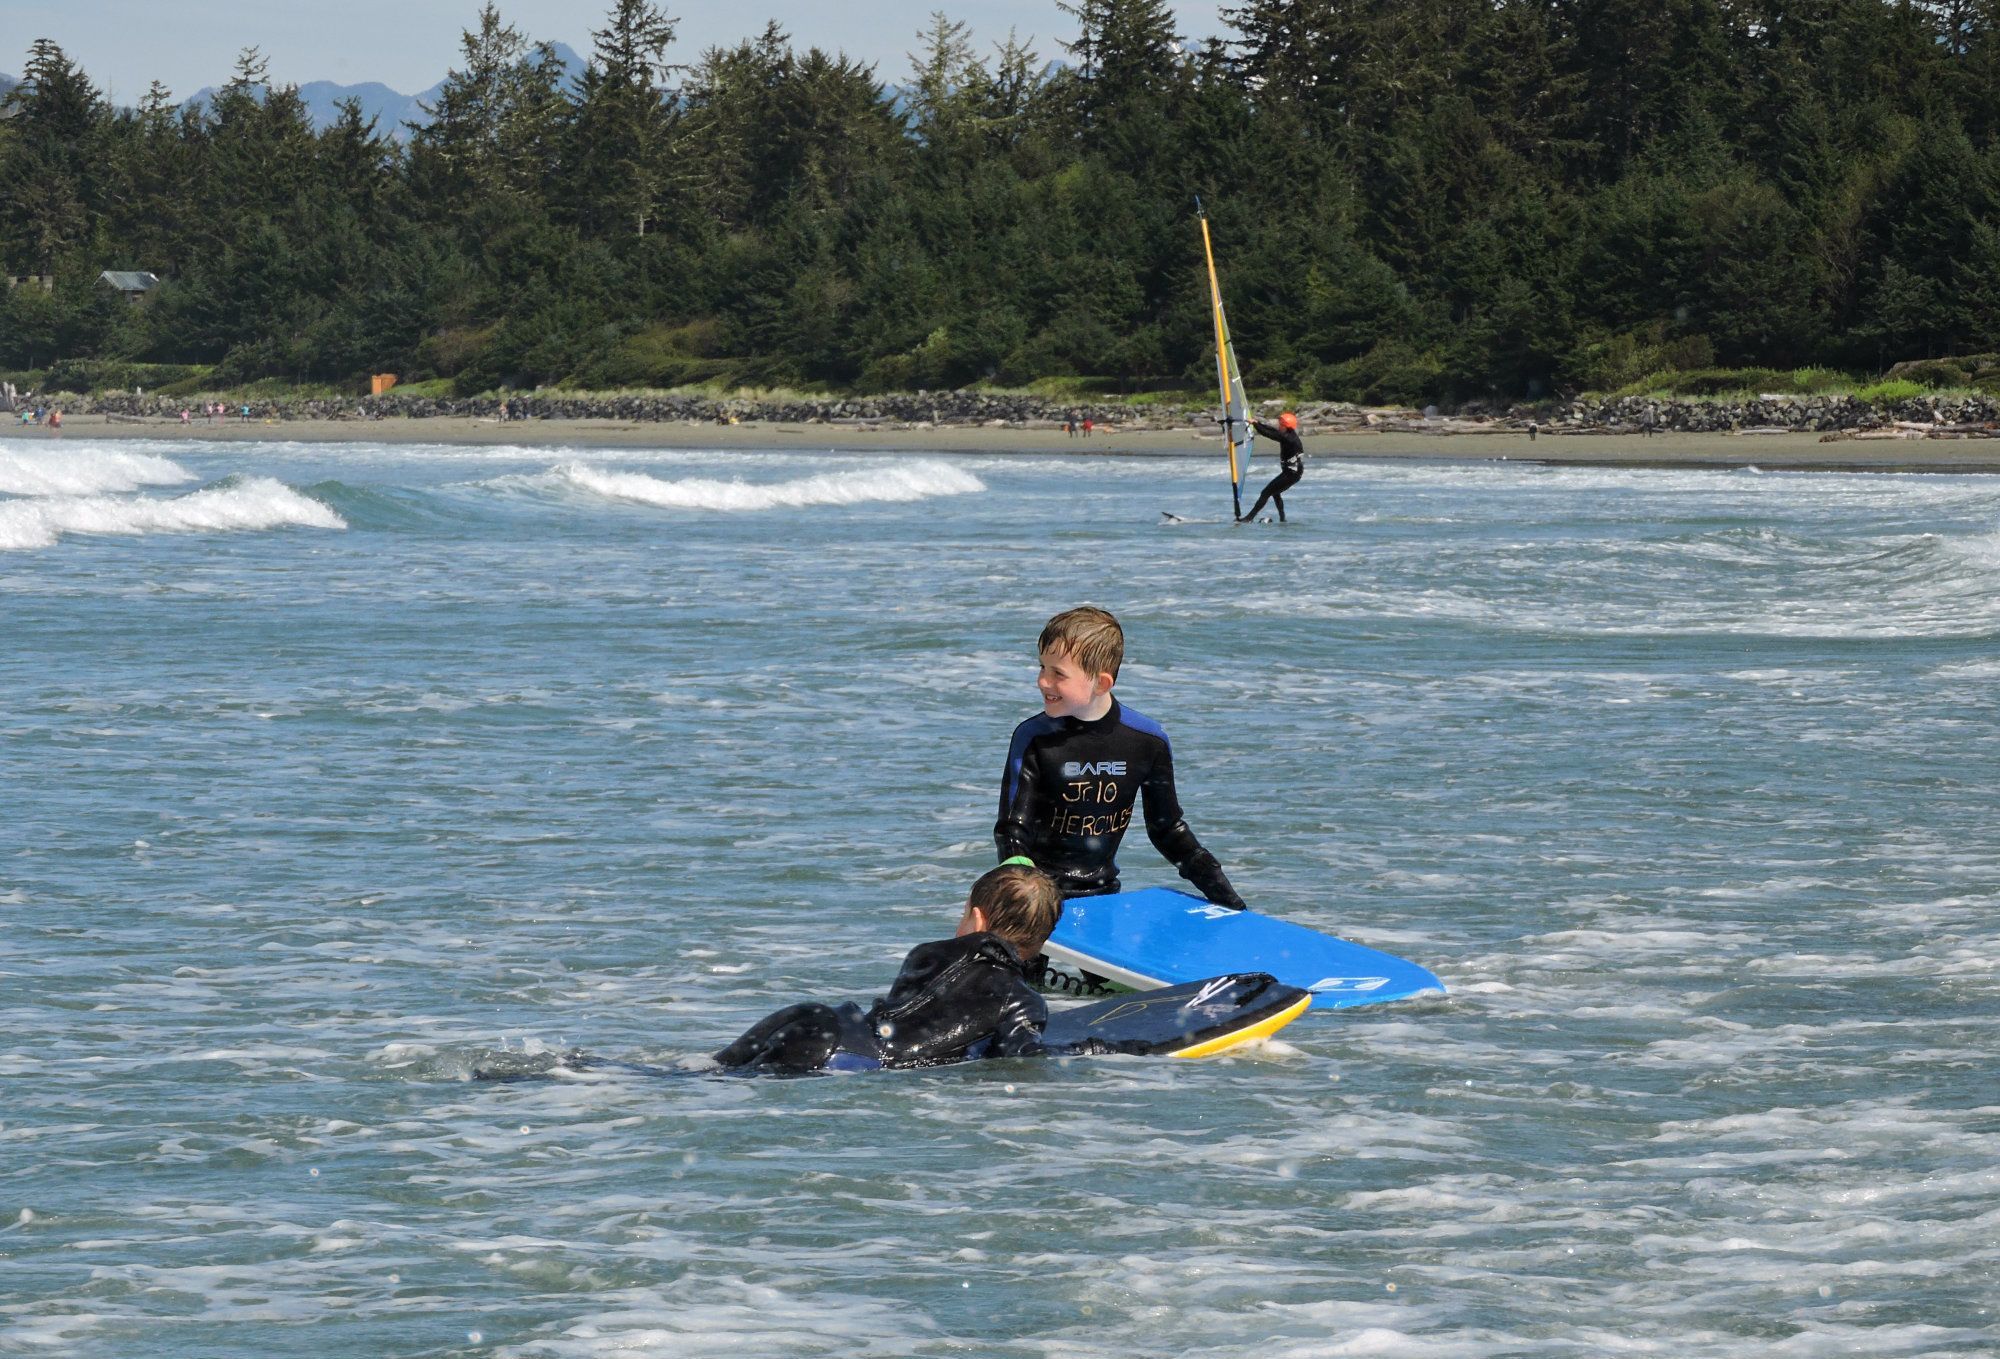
<box><xmin>1179</xmin><ymin>848</ymin><xmax>1246</xmax><ymax>910</ymax></box>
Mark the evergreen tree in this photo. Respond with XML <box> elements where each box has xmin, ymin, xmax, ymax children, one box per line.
<box><xmin>0</xmin><ymin>39</ymin><xmax>105</xmax><ymax>272</ymax></box>
<box><xmin>564</xmin><ymin>0</ymin><xmax>678</xmax><ymax>238</ymax></box>
<box><xmin>1056</xmin><ymin>0</ymin><xmax>1182</xmax><ymax>143</ymax></box>
<box><xmin>906</xmin><ymin>12</ymin><xmax>980</xmax><ymax>152</ymax></box>
<box><xmin>676</xmin><ymin>24</ymin><xmax>793</xmax><ymax>230</ymax></box>
<box><xmin>410</xmin><ymin>4</ymin><xmax>548</xmax><ymax>206</ymax></box>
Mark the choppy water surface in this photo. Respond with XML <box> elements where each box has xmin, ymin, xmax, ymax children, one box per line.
<box><xmin>2</xmin><ymin>438</ymin><xmax>1996</xmax><ymax>1357</ymax></box>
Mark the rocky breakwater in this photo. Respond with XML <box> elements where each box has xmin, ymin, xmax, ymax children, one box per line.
<box><xmin>1562</xmin><ymin>393</ymin><xmax>2000</xmax><ymax>437</ymax></box>
<box><xmin>1865</xmin><ymin>394</ymin><xmax>2000</xmax><ymax>438</ymax></box>
<box><xmin>69</xmin><ymin>389</ymin><xmax>1216</xmax><ymax>430</ymax></box>
<box><xmin>1563</xmin><ymin>395</ymin><xmax>1878</xmax><ymax>433</ymax></box>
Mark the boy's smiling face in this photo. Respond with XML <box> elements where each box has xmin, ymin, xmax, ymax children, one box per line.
<box><xmin>1038</xmin><ymin>646</ymin><xmax>1113</xmax><ymax>721</ymax></box>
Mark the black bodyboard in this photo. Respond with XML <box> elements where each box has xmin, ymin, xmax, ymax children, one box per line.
<box><xmin>1040</xmin><ymin>972</ymin><xmax>1308</xmax><ymax>1057</ymax></box>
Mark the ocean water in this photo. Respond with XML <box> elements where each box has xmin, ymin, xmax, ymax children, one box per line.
<box><xmin>2</xmin><ymin>438</ymin><xmax>1996</xmax><ymax>1357</ymax></box>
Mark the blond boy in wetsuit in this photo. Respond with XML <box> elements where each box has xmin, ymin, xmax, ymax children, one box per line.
<box><xmin>995</xmin><ymin>606</ymin><xmax>1244</xmax><ymax>908</ymax></box>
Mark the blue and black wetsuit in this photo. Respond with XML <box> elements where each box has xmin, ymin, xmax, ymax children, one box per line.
<box><xmin>713</xmin><ymin>932</ymin><xmax>1048</xmax><ymax>1073</ymax></box>
<box><xmin>1244</xmin><ymin>420</ymin><xmax>1305</xmax><ymax>521</ymax></box>
<box><xmin>995</xmin><ymin>699</ymin><xmax>1243</xmax><ymax>907</ymax></box>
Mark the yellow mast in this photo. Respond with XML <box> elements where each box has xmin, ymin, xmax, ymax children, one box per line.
<box><xmin>1198</xmin><ymin>202</ymin><xmax>1249</xmax><ymax>519</ymax></box>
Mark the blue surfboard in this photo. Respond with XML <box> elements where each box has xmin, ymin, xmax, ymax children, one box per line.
<box><xmin>1044</xmin><ymin>887</ymin><xmax>1445</xmax><ymax>1012</ymax></box>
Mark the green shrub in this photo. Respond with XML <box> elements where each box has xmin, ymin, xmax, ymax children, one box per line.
<box><xmin>1855</xmin><ymin>379</ymin><xmax>1928</xmax><ymax>404</ymax></box>
<box><xmin>1309</xmin><ymin>341</ymin><xmax>1443</xmax><ymax>406</ymax></box>
<box><xmin>36</xmin><ymin>358</ymin><xmax>210</xmax><ymax>394</ymax></box>
<box><xmin>558</xmin><ymin>322</ymin><xmax>741</xmax><ymax>391</ymax></box>
<box><xmin>155</xmin><ymin>369</ymin><xmax>222</xmax><ymax>398</ymax></box>
<box><xmin>855</xmin><ymin>326</ymin><xmax>959</xmax><ymax>393</ymax></box>
<box><xmin>418</xmin><ymin>325</ymin><xmax>499</xmax><ymax>379</ymax></box>
<box><xmin>1883</xmin><ymin>359</ymin><xmax>1966</xmax><ymax>389</ymax></box>
<box><xmin>384</xmin><ymin>377</ymin><xmax>453</xmax><ymax>398</ymax></box>
<box><xmin>569</xmin><ymin>350</ymin><xmax>734</xmax><ymax>390</ymax></box>
<box><xmin>232</xmin><ymin>377</ymin><xmax>346</xmax><ymax>399</ymax></box>
<box><xmin>1567</xmin><ymin>327</ymin><xmax>1716</xmax><ymax>393</ymax></box>
<box><xmin>1784</xmin><ymin>367</ymin><xmax>1856</xmax><ymax>394</ymax></box>
<box><xmin>1016</xmin><ymin>375</ymin><xmax>1113</xmax><ymax>398</ymax></box>
<box><xmin>1601</xmin><ymin>365</ymin><xmax>1864</xmax><ymax>399</ymax></box>
<box><xmin>1004</xmin><ymin>373</ymin><xmax>1190</xmax><ymax>401</ymax></box>
<box><xmin>1660</xmin><ymin>368</ymin><xmax>1792</xmax><ymax>397</ymax></box>
<box><xmin>1885</xmin><ymin>354</ymin><xmax>2000</xmax><ymax>387</ymax></box>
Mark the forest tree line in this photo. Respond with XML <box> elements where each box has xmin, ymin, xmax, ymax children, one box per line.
<box><xmin>3</xmin><ymin>0</ymin><xmax>2000</xmax><ymax>404</ymax></box>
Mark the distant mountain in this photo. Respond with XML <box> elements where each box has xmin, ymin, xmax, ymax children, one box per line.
<box><xmin>182</xmin><ymin>42</ymin><xmax>585</xmax><ymax>139</ymax></box>
<box><xmin>0</xmin><ymin>71</ymin><xmax>19</xmax><ymax>101</ymax></box>
<box><xmin>295</xmin><ymin>79</ymin><xmax>446</xmax><ymax>136</ymax></box>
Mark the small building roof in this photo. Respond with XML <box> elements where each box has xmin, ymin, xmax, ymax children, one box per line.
<box><xmin>99</xmin><ymin>270</ymin><xmax>161</xmax><ymax>292</ymax></box>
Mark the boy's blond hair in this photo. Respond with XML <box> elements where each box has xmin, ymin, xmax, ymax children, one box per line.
<box><xmin>968</xmin><ymin>865</ymin><xmax>1062</xmax><ymax>955</ymax></box>
<box><xmin>1039</xmin><ymin>605</ymin><xmax>1123</xmax><ymax>681</ymax></box>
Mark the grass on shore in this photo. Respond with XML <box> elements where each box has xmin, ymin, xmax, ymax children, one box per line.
<box><xmin>1597</xmin><ymin>361</ymin><xmax>2000</xmax><ymax>403</ymax></box>
<box><xmin>5</xmin><ymin>361</ymin><xmax>1994</xmax><ymax>410</ymax></box>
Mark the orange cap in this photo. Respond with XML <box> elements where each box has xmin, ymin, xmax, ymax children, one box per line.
<box><xmin>1278</xmin><ymin>411</ymin><xmax>1299</xmax><ymax>431</ymax></box>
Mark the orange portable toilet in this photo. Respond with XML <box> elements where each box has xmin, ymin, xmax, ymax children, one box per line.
<box><xmin>370</xmin><ymin>373</ymin><xmax>399</xmax><ymax>396</ymax></box>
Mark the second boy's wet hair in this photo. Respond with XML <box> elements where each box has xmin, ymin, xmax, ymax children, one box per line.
<box><xmin>1039</xmin><ymin>605</ymin><xmax>1123</xmax><ymax>680</ymax></box>
<box><xmin>968</xmin><ymin>864</ymin><xmax>1063</xmax><ymax>953</ymax></box>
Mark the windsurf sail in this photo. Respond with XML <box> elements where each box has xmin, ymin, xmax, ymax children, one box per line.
<box><xmin>1197</xmin><ymin>199</ymin><xmax>1253</xmax><ymax>519</ymax></box>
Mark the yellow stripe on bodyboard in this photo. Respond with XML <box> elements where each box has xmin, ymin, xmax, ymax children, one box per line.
<box><xmin>1170</xmin><ymin>991</ymin><xmax>1311</xmax><ymax>1059</ymax></box>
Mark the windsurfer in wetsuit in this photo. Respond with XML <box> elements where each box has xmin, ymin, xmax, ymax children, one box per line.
<box><xmin>1241</xmin><ymin>411</ymin><xmax>1305</xmax><ymax>522</ymax></box>
<box><xmin>995</xmin><ymin>606</ymin><xmax>1244</xmax><ymax>908</ymax></box>
<box><xmin>713</xmin><ymin>865</ymin><xmax>1060</xmax><ymax>1073</ymax></box>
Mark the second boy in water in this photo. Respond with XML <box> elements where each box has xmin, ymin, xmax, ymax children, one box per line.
<box><xmin>713</xmin><ymin>864</ymin><xmax>1060</xmax><ymax>1072</ymax></box>
<box><xmin>995</xmin><ymin>606</ymin><xmax>1245</xmax><ymax>908</ymax></box>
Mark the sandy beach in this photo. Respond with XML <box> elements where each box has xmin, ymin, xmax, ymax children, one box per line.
<box><xmin>8</xmin><ymin>410</ymin><xmax>2000</xmax><ymax>473</ymax></box>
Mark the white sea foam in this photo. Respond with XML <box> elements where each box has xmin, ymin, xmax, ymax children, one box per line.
<box><xmin>515</xmin><ymin>459</ymin><xmax>984</xmax><ymax>511</ymax></box>
<box><xmin>1940</xmin><ymin>528</ymin><xmax>2000</xmax><ymax>572</ymax></box>
<box><xmin>0</xmin><ymin>446</ymin><xmax>195</xmax><ymax>497</ymax></box>
<box><xmin>0</xmin><ymin>477</ymin><xmax>345</xmax><ymax>550</ymax></box>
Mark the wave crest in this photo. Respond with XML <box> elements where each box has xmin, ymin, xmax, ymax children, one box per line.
<box><xmin>526</xmin><ymin>459</ymin><xmax>985</xmax><ymax>511</ymax></box>
<box><xmin>0</xmin><ymin>447</ymin><xmax>195</xmax><ymax>498</ymax></box>
<box><xmin>0</xmin><ymin>476</ymin><xmax>346</xmax><ymax>551</ymax></box>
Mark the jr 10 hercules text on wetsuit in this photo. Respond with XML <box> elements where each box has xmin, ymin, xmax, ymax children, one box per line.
<box><xmin>996</xmin><ymin>699</ymin><xmax>1243</xmax><ymax>907</ymax></box>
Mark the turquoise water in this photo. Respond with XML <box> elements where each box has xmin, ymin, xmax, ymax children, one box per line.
<box><xmin>3</xmin><ymin>439</ymin><xmax>1996</xmax><ymax>1357</ymax></box>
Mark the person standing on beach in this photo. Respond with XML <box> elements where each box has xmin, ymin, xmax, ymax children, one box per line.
<box><xmin>1241</xmin><ymin>412</ymin><xmax>1305</xmax><ymax>522</ymax></box>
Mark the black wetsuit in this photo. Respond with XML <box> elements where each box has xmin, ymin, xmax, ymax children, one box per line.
<box><xmin>713</xmin><ymin>931</ymin><xmax>1047</xmax><ymax>1073</ymax></box>
<box><xmin>996</xmin><ymin>699</ymin><xmax>1243</xmax><ymax>907</ymax></box>
<box><xmin>1244</xmin><ymin>420</ymin><xmax>1305</xmax><ymax>521</ymax></box>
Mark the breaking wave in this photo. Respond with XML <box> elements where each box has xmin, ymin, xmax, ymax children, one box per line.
<box><xmin>506</xmin><ymin>459</ymin><xmax>985</xmax><ymax>511</ymax></box>
<box><xmin>0</xmin><ymin>476</ymin><xmax>346</xmax><ymax>551</ymax></box>
<box><xmin>0</xmin><ymin>446</ymin><xmax>195</xmax><ymax>498</ymax></box>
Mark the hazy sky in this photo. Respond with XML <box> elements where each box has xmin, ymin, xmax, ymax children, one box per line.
<box><xmin>2</xmin><ymin>1</ymin><xmax>1235</xmax><ymax>100</ymax></box>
